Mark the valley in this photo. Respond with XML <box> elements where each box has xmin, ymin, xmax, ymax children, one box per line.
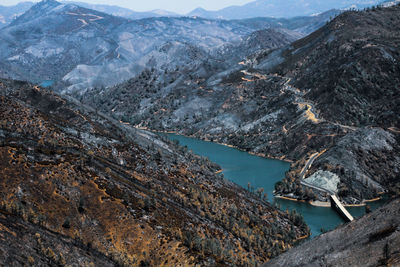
<box><xmin>80</xmin><ymin>4</ymin><xmax>400</xmax><ymax>206</ymax></box>
<box><xmin>166</xmin><ymin>134</ymin><xmax>386</xmax><ymax>237</ymax></box>
<box><xmin>0</xmin><ymin>79</ymin><xmax>309</xmax><ymax>266</ymax></box>
<box><xmin>0</xmin><ymin>0</ymin><xmax>399</xmax><ymax>266</ymax></box>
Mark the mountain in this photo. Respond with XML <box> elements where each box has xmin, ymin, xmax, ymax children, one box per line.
<box><xmin>0</xmin><ymin>0</ymin><xmax>392</xmax><ymax>29</ymax></box>
<box><xmin>80</xmin><ymin>4</ymin><xmax>400</xmax><ymax>205</ymax></box>
<box><xmin>264</xmin><ymin>198</ymin><xmax>400</xmax><ymax>266</ymax></box>
<box><xmin>63</xmin><ymin>1</ymin><xmax>179</xmax><ymax>19</ymax></box>
<box><xmin>263</xmin><ymin>4</ymin><xmax>400</xmax><ymax>202</ymax></box>
<box><xmin>380</xmin><ymin>0</ymin><xmax>400</xmax><ymax>6</ymax></box>
<box><xmin>0</xmin><ymin>1</ymin><xmax>179</xmax><ymax>29</ymax></box>
<box><xmin>187</xmin><ymin>0</ymin><xmax>386</xmax><ymax>19</ymax></box>
<box><xmin>235</xmin><ymin>9</ymin><xmax>342</xmax><ymax>34</ymax></box>
<box><xmin>0</xmin><ymin>78</ymin><xmax>309</xmax><ymax>266</ymax></box>
<box><xmin>0</xmin><ymin>0</ymin><xmax>314</xmax><ymax>93</ymax></box>
<box><xmin>0</xmin><ymin>2</ymin><xmax>34</xmax><ymax>28</ymax></box>
<box><xmin>258</xmin><ymin>4</ymin><xmax>400</xmax><ymax>131</ymax></box>
<box><xmin>216</xmin><ymin>28</ymin><xmax>302</xmax><ymax>63</ymax></box>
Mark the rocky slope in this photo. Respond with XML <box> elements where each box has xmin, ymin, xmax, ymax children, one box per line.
<box><xmin>80</xmin><ymin>4</ymin><xmax>400</xmax><ymax>204</ymax></box>
<box><xmin>263</xmin><ymin>198</ymin><xmax>400</xmax><ymax>266</ymax></box>
<box><xmin>0</xmin><ymin>78</ymin><xmax>309</xmax><ymax>266</ymax></box>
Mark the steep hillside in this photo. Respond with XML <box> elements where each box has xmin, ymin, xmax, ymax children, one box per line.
<box><xmin>265</xmin><ymin>5</ymin><xmax>400</xmax><ymax>128</ymax></box>
<box><xmin>0</xmin><ymin>79</ymin><xmax>309</xmax><ymax>266</ymax></box>
<box><xmin>259</xmin><ymin>4</ymin><xmax>400</xmax><ymax>202</ymax></box>
<box><xmin>80</xmin><ymin>5</ymin><xmax>400</xmax><ymax>204</ymax></box>
<box><xmin>263</xmin><ymin>198</ymin><xmax>400</xmax><ymax>266</ymax></box>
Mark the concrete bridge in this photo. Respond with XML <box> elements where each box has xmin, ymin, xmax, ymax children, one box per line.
<box><xmin>300</xmin><ymin>152</ymin><xmax>354</xmax><ymax>223</ymax></box>
<box><xmin>330</xmin><ymin>195</ymin><xmax>354</xmax><ymax>222</ymax></box>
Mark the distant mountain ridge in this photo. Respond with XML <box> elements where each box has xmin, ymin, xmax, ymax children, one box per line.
<box><xmin>63</xmin><ymin>1</ymin><xmax>179</xmax><ymax>19</ymax></box>
<box><xmin>0</xmin><ymin>2</ymin><xmax>34</xmax><ymax>28</ymax></box>
<box><xmin>0</xmin><ymin>0</ymin><xmax>395</xmax><ymax>29</ymax></box>
<box><xmin>0</xmin><ymin>0</ymin><xmax>334</xmax><ymax>93</ymax></box>
<box><xmin>0</xmin><ymin>0</ymin><xmax>178</xmax><ymax>28</ymax></box>
<box><xmin>187</xmin><ymin>0</ymin><xmax>391</xmax><ymax>19</ymax></box>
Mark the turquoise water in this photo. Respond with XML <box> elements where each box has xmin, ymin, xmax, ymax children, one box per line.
<box><xmin>167</xmin><ymin>133</ymin><xmax>385</xmax><ymax>237</ymax></box>
<box><xmin>40</xmin><ymin>80</ymin><xmax>54</xmax><ymax>88</ymax></box>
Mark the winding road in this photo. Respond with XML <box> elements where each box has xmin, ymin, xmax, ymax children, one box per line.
<box><xmin>298</xmin><ymin>152</ymin><xmax>334</xmax><ymax>195</ymax></box>
<box><xmin>242</xmin><ymin>69</ymin><xmax>359</xmax><ymax>131</ymax></box>
<box><xmin>240</xmin><ymin>68</ymin><xmax>356</xmax><ymax>221</ymax></box>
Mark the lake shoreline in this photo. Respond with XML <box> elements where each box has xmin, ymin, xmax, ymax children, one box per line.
<box><xmin>276</xmin><ymin>195</ymin><xmax>383</xmax><ymax>208</ymax></box>
<box><xmin>144</xmin><ymin>126</ymin><xmax>386</xmax><ymax>209</ymax></box>
<box><xmin>142</xmin><ymin>129</ymin><xmax>387</xmax><ymax>237</ymax></box>
<box><xmin>136</xmin><ymin>126</ymin><xmax>294</xmax><ymax>163</ymax></box>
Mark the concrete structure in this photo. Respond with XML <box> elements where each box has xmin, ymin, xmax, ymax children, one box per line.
<box><xmin>330</xmin><ymin>195</ymin><xmax>354</xmax><ymax>222</ymax></box>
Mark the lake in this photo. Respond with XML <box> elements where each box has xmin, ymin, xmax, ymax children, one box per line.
<box><xmin>167</xmin><ymin>133</ymin><xmax>385</xmax><ymax>237</ymax></box>
<box><xmin>40</xmin><ymin>80</ymin><xmax>54</xmax><ymax>88</ymax></box>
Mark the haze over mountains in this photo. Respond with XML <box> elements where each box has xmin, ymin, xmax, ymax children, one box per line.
<box><xmin>188</xmin><ymin>0</ymin><xmax>387</xmax><ymax>19</ymax></box>
<box><xmin>1</xmin><ymin>0</ymin><xmax>397</xmax><ymax>29</ymax></box>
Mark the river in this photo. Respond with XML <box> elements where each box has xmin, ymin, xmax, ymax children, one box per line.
<box><xmin>167</xmin><ymin>133</ymin><xmax>385</xmax><ymax>237</ymax></box>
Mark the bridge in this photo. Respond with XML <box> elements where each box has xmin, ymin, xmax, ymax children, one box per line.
<box><xmin>299</xmin><ymin>152</ymin><xmax>354</xmax><ymax>223</ymax></box>
<box><xmin>330</xmin><ymin>195</ymin><xmax>354</xmax><ymax>222</ymax></box>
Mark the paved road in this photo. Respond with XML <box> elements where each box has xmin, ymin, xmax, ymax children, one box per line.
<box><xmin>299</xmin><ymin>152</ymin><xmax>319</xmax><ymax>179</ymax></box>
<box><xmin>299</xmin><ymin>152</ymin><xmax>335</xmax><ymax>195</ymax></box>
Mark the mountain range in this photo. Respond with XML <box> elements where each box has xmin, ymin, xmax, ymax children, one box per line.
<box><xmin>0</xmin><ymin>0</ymin><xmax>399</xmax><ymax>205</ymax></box>
<box><xmin>1</xmin><ymin>0</ymin><xmax>398</xmax><ymax>29</ymax></box>
<box><xmin>79</xmin><ymin>4</ymin><xmax>400</xmax><ymax>205</ymax></box>
<box><xmin>0</xmin><ymin>0</ymin><xmax>400</xmax><ymax>266</ymax></box>
<box><xmin>0</xmin><ymin>1</ymin><xmax>179</xmax><ymax>28</ymax></box>
<box><xmin>0</xmin><ymin>0</ymin><xmax>340</xmax><ymax>93</ymax></box>
<box><xmin>188</xmin><ymin>0</ymin><xmax>388</xmax><ymax>19</ymax></box>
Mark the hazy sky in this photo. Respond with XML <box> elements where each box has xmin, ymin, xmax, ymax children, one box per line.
<box><xmin>1</xmin><ymin>0</ymin><xmax>256</xmax><ymax>13</ymax></box>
